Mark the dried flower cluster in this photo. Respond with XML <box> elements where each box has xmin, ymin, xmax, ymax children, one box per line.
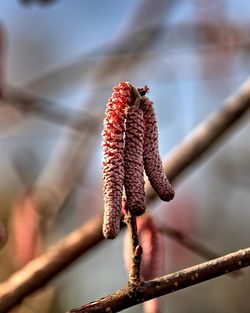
<box><xmin>102</xmin><ymin>82</ymin><xmax>174</xmax><ymax>239</ymax></box>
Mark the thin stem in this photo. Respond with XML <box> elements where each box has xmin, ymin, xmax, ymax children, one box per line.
<box><xmin>124</xmin><ymin>213</ymin><xmax>142</xmax><ymax>286</ymax></box>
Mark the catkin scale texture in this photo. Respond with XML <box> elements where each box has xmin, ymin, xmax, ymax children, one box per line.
<box><xmin>102</xmin><ymin>82</ymin><xmax>132</xmax><ymax>239</ymax></box>
<box><xmin>124</xmin><ymin>107</ymin><xmax>145</xmax><ymax>216</ymax></box>
<box><xmin>142</xmin><ymin>97</ymin><xmax>175</xmax><ymax>201</ymax></box>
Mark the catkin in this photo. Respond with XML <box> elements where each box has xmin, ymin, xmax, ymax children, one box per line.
<box><xmin>102</xmin><ymin>82</ymin><xmax>132</xmax><ymax>239</ymax></box>
<box><xmin>142</xmin><ymin>97</ymin><xmax>175</xmax><ymax>201</ymax></box>
<box><xmin>124</xmin><ymin>106</ymin><xmax>145</xmax><ymax>216</ymax></box>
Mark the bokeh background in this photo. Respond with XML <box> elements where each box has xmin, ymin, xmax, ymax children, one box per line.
<box><xmin>0</xmin><ymin>1</ymin><xmax>249</xmax><ymax>312</ymax></box>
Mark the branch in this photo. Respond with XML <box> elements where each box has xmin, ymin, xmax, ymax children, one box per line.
<box><xmin>68</xmin><ymin>247</ymin><xmax>250</xmax><ymax>312</ymax></box>
<box><xmin>0</xmin><ymin>78</ymin><xmax>249</xmax><ymax>312</ymax></box>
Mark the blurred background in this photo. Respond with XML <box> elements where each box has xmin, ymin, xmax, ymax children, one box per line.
<box><xmin>0</xmin><ymin>0</ymin><xmax>249</xmax><ymax>312</ymax></box>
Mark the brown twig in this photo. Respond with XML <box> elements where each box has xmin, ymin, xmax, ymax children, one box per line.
<box><xmin>0</xmin><ymin>78</ymin><xmax>249</xmax><ymax>312</ymax></box>
<box><xmin>68</xmin><ymin>247</ymin><xmax>250</xmax><ymax>312</ymax></box>
<box><xmin>124</xmin><ymin>212</ymin><xmax>142</xmax><ymax>286</ymax></box>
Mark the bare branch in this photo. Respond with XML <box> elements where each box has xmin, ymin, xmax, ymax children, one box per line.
<box><xmin>0</xmin><ymin>78</ymin><xmax>249</xmax><ymax>312</ymax></box>
<box><xmin>68</xmin><ymin>247</ymin><xmax>250</xmax><ymax>312</ymax></box>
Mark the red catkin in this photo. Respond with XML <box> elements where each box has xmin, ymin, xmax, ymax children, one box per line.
<box><xmin>142</xmin><ymin>97</ymin><xmax>175</xmax><ymax>201</ymax></box>
<box><xmin>102</xmin><ymin>82</ymin><xmax>132</xmax><ymax>239</ymax></box>
<box><xmin>124</xmin><ymin>106</ymin><xmax>145</xmax><ymax>216</ymax></box>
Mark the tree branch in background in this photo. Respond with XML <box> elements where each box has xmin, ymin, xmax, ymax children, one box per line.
<box><xmin>2</xmin><ymin>85</ymin><xmax>100</xmax><ymax>132</ymax></box>
<box><xmin>0</xmin><ymin>77</ymin><xmax>249</xmax><ymax>312</ymax></box>
<box><xmin>68</xmin><ymin>247</ymin><xmax>250</xmax><ymax>313</ymax></box>
<box><xmin>157</xmin><ymin>223</ymin><xmax>241</xmax><ymax>278</ymax></box>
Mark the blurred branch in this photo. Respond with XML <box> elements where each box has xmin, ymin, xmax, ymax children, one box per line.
<box><xmin>0</xmin><ymin>78</ymin><xmax>249</xmax><ymax>312</ymax></box>
<box><xmin>158</xmin><ymin>224</ymin><xmax>224</xmax><ymax>260</ymax></box>
<box><xmin>68</xmin><ymin>247</ymin><xmax>250</xmax><ymax>313</ymax></box>
<box><xmin>157</xmin><ymin>224</ymin><xmax>241</xmax><ymax>278</ymax></box>
<box><xmin>2</xmin><ymin>85</ymin><xmax>100</xmax><ymax>132</ymax></box>
<box><xmin>21</xmin><ymin>0</ymin><xmax>176</xmax><ymax>94</ymax></box>
<box><xmin>20</xmin><ymin>19</ymin><xmax>250</xmax><ymax>93</ymax></box>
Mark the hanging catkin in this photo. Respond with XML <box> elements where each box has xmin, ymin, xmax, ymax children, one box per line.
<box><xmin>102</xmin><ymin>82</ymin><xmax>132</xmax><ymax>239</ymax></box>
<box><xmin>124</xmin><ymin>106</ymin><xmax>145</xmax><ymax>216</ymax></box>
<box><xmin>142</xmin><ymin>97</ymin><xmax>175</xmax><ymax>201</ymax></box>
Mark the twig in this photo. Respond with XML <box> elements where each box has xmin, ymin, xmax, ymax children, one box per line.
<box><xmin>0</xmin><ymin>78</ymin><xmax>249</xmax><ymax>312</ymax></box>
<box><xmin>68</xmin><ymin>247</ymin><xmax>250</xmax><ymax>312</ymax></box>
<box><xmin>124</xmin><ymin>213</ymin><xmax>142</xmax><ymax>286</ymax></box>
